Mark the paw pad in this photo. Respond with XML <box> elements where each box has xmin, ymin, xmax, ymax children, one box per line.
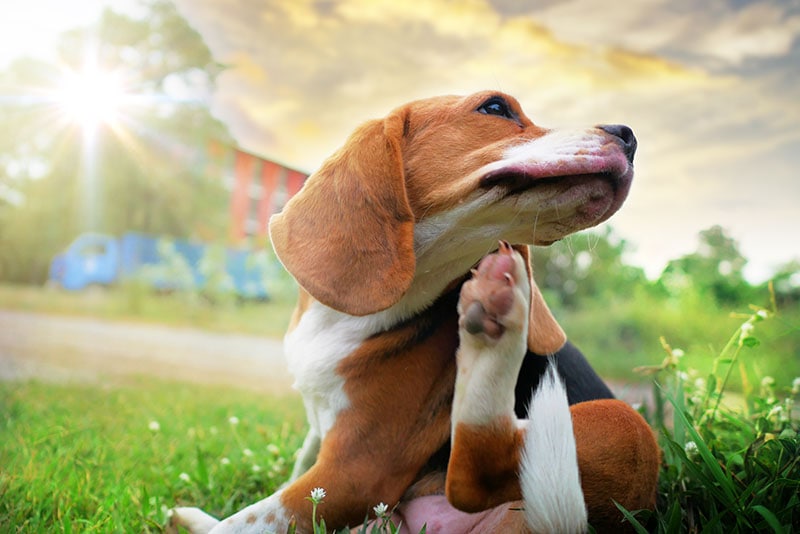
<box><xmin>459</xmin><ymin>241</ymin><xmax>522</xmax><ymax>339</ymax></box>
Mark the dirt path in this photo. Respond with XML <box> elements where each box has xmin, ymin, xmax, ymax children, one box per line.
<box><xmin>0</xmin><ymin>308</ymin><xmax>653</xmax><ymax>405</ymax></box>
<box><xmin>0</xmin><ymin>309</ymin><xmax>294</xmax><ymax>393</ymax></box>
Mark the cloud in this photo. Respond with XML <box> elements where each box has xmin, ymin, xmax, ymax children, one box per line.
<box><xmin>175</xmin><ymin>0</ymin><xmax>710</xmax><ymax>168</ymax></box>
<box><xmin>172</xmin><ymin>0</ymin><xmax>799</xmax><ymax>280</ymax></box>
<box><xmin>694</xmin><ymin>2</ymin><xmax>800</xmax><ymax>65</ymax></box>
<box><xmin>504</xmin><ymin>0</ymin><xmax>800</xmax><ymax>67</ymax></box>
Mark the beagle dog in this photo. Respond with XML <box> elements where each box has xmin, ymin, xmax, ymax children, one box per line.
<box><xmin>170</xmin><ymin>90</ymin><xmax>660</xmax><ymax>533</ymax></box>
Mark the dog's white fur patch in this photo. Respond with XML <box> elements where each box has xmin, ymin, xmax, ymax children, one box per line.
<box><xmin>284</xmin><ymin>303</ymin><xmax>358</xmax><ymax>439</ymax></box>
<box><xmin>170</xmin><ymin>491</ymin><xmax>292</xmax><ymax>534</ymax></box>
<box><xmin>486</xmin><ymin>128</ymin><xmax>629</xmax><ymax>179</ymax></box>
<box><xmin>286</xmin><ymin>201</ymin><xmax>526</xmax><ymax>450</ymax></box>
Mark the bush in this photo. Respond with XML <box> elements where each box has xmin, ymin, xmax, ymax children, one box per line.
<box><xmin>622</xmin><ymin>305</ymin><xmax>800</xmax><ymax>532</ymax></box>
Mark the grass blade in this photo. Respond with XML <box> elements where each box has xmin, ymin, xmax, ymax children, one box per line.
<box><xmin>612</xmin><ymin>501</ymin><xmax>650</xmax><ymax>534</ymax></box>
<box><xmin>668</xmin><ymin>396</ymin><xmax>738</xmax><ymax>508</ymax></box>
<box><xmin>751</xmin><ymin>505</ymin><xmax>783</xmax><ymax>533</ymax></box>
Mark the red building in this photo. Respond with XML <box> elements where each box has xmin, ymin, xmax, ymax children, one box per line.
<box><xmin>208</xmin><ymin>141</ymin><xmax>308</xmax><ymax>243</ymax></box>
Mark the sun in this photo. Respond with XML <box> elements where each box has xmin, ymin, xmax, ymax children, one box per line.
<box><xmin>57</xmin><ymin>65</ymin><xmax>125</xmax><ymax>128</ymax></box>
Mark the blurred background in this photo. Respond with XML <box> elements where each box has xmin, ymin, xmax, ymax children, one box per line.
<box><xmin>2</xmin><ymin>4</ymin><xmax>798</xmax><ymax>529</ymax></box>
<box><xmin>0</xmin><ymin>0</ymin><xmax>798</xmax><ymax>385</ymax></box>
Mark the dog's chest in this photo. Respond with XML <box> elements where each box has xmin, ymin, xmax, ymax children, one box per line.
<box><xmin>283</xmin><ymin>302</ymin><xmax>397</xmax><ymax>438</ymax></box>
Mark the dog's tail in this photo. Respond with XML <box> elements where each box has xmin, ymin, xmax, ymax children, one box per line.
<box><xmin>520</xmin><ymin>360</ymin><xmax>588</xmax><ymax>533</ymax></box>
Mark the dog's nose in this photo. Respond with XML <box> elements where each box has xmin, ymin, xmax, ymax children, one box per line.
<box><xmin>598</xmin><ymin>124</ymin><xmax>637</xmax><ymax>164</ymax></box>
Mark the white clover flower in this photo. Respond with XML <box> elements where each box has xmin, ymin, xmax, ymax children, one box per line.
<box><xmin>757</xmin><ymin>310</ymin><xmax>769</xmax><ymax>319</ymax></box>
<box><xmin>767</xmin><ymin>405</ymin><xmax>785</xmax><ymax>424</ymax></box>
<box><xmin>309</xmin><ymin>487</ymin><xmax>326</xmax><ymax>503</ymax></box>
<box><xmin>373</xmin><ymin>502</ymin><xmax>389</xmax><ymax>518</ymax></box>
<box><xmin>179</xmin><ymin>472</ymin><xmax>191</xmax><ymax>483</ymax></box>
<box><xmin>684</xmin><ymin>441</ymin><xmax>698</xmax><ymax>458</ymax></box>
<box><xmin>791</xmin><ymin>377</ymin><xmax>800</xmax><ymax>395</ymax></box>
<box><xmin>761</xmin><ymin>376</ymin><xmax>776</xmax><ymax>389</ymax></box>
<box><xmin>252</xmin><ymin>464</ymin><xmax>262</xmax><ymax>473</ymax></box>
<box><xmin>738</xmin><ymin>322</ymin><xmax>756</xmax><ymax>346</ymax></box>
<box><xmin>783</xmin><ymin>398</ymin><xmax>794</xmax><ymax>422</ymax></box>
<box><xmin>267</xmin><ymin>444</ymin><xmax>280</xmax><ymax>456</ymax></box>
<box><xmin>671</xmin><ymin>348</ymin><xmax>685</xmax><ymax>359</ymax></box>
<box><xmin>694</xmin><ymin>378</ymin><xmax>706</xmax><ymax>391</ymax></box>
<box><xmin>220</xmin><ymin>457</ymin><xmax>231</xmax><ymax>466</ymax></box>
<box><xmin>780</xmin><ymin>402</ymin><xmax>792</xmax><ymax>423</ymax></box>
<box><xmin>228</xmin><ymin>416</ymin><xmax>240</xmax><ymax>426</ymax></box>
<box><xmin>243</xmin><ymin>448</ymin><xmax>254</xmax><ymax>457</ymax></box>
<box><xmin>148</xmin><ymin>421</ymin><xmax>160</xmax><ymax>432</ymax></box>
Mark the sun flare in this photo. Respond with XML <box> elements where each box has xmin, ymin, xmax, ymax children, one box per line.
<box><xmin>58</xmin><ymin>66</ymin><xmax>124</xmax><ymax>128</ymax></box>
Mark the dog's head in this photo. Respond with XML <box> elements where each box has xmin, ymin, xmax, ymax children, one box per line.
<box><xmin>270</xmin><ymin>90</ymin><xmax>635</xmax><ymax>352</ymax></box>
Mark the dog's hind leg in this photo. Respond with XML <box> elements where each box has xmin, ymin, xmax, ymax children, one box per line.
<box><xmin>446</xmin><ymin>241</ymin><xmax>588</xmax><ymax>532</ymax></box>
<box><xmin>447</xmin><ymin>242</ymin><xmax>660</xmax><ymax>533</ymax></box>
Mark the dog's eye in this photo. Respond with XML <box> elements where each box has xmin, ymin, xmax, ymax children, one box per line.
<box><xmin>477</xmin><ymin>97</ymin><xmax>514</xmax><ymax>120</ymax></box>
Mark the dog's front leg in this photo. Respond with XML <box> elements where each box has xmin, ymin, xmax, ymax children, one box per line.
<box><xmin>172</xmin><ymin>365</ymin><xmax>454</xmax><ymax>533</ymax></box>
<box><xmin>167</xmin><ymin>506</ymin><xmax>222</xmax><ymax>534</ymax></box>
<box><xmin>170</xmin><ymin>430</ymin><xmax>322</xmax><ymax>533</ymax></box>
<box><xmin>287</xmin><ymin>428</ymin><xmax>321</xmax><ymax>482</ymax></box>
<box><xmin>170</xmin><ymin>490</ymin><xmax>295</xmax><ymax>533</ymax></box>
<box><xmin>170</xmin><ymin>442</ymin><xmax>411</xmax><ymax>534</ymax></box>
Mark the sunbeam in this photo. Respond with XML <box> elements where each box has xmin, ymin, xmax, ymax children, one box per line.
<box><xmin>57</xmin><ymin>65</ymin><xmax>124</xmax><ymax>129</ymax></box>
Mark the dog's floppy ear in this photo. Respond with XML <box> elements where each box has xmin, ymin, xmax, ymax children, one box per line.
<box><xmin>513</xmin><ymin>245</ymin><xmax>567</xmax><ymax>355</ymax></box>
<box><xmin>269</xmin><ymin>111</ymin><xmax>415</xmax><ymax>316</ymax></box>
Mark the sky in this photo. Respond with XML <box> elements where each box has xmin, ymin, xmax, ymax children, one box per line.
<box><xmin>2</xmin><ymin>0</ymin><xmax>799</xmax><ymax>281</ymax></box>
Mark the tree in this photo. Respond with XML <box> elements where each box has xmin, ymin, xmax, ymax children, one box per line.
<box><xmin>531</xmin><ymin>226</ymin><xmax>647</xmax><ymax>310</ymax></box>
<box><xmin>659</xmin><ymin>225</ymin><xmax>752</xmax><ymax>305</ymax></box>
<box><xmin>768</xmin><ymin>260</ymin><xmax>800</xmax><ymax>307</ymax></box>
<box><xmin>0</xmin><ymin>1</ymin><xmax>232</xmax><ymax>283</ymax></box>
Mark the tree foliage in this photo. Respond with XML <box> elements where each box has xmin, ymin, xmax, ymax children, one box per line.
<box><xmin>659</xmin><ymin>225</ymin><xmax>753</xmax><ymax>305</ymax></box>
<box><xmin>532</xmin><ymin>224</ymin><xmax>797</xmax><ymax>312</ymax></box>
<box><xmin>531</xmin><ymin>226</ymin><xmax>647</xmax><ymax>310</ymax></box>
<box><xmin>0</xmin><ymin>0</ymin><xmax>231</xmax><ymax>283</ymax></box>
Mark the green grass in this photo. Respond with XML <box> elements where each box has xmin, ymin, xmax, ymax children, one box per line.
<box><xmin>0</xmin><ymin>379</ymin><xmax>306</xmax><ymax>532</ymax></box>
<box><xmin>623</xmin><ymin>306</ymin><xmax>800</xmax><ymax>532</ymax></box>
<box><xmin>1</xmin><ymin>286</ymin><xmax>799</xmax><ymax>532</ymax></box>
<box><xmin>2</xmin><ymin>312</ymin><xmax>797</xmax><ymax>533</ymax></box>
<box><xmin>559</xmin><ymin>286</ymin><xmax>800</xmax><ymax>386</ymax></box>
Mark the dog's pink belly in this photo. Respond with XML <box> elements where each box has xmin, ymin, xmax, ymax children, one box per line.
<box><xmin>362</xmin><ymin>495</ymin><xmax>518</xmax><ymax>534</ymax></box>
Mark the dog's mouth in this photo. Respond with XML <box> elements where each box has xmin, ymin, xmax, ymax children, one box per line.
<box><xmin>479</xmin><ymin>160</ymin><xmax>634</xmax><ymax>237</ymax></box>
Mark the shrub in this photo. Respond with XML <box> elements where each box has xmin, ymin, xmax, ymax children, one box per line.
<box><xmin>623</xmin><ymin>304</ymin><xmax>800</xmax><ymax>532</ymax></box>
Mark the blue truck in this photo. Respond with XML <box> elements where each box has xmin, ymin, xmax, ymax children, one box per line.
<box><xmin>48</xmin><ymin>232</ymin><xmax>271</xmax><ymax>299</ymax></box>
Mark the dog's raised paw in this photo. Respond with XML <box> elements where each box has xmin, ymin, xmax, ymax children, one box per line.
<box><xmin>458</xmin><ymin>241</ymin><xmax>528</xmax><ymax>341</ymax></box>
